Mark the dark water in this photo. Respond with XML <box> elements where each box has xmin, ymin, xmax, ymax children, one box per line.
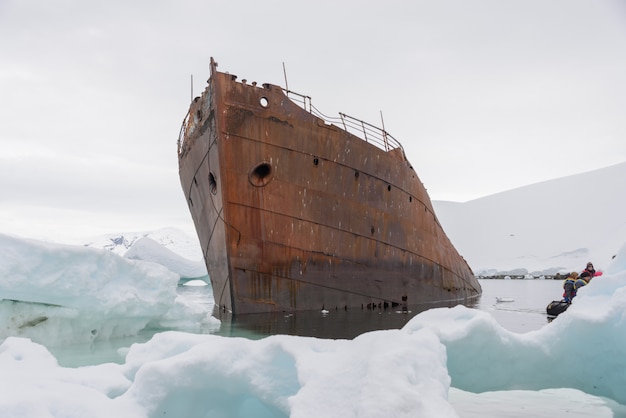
<box><xmin>212</xmin><ymin>279</ymin><xmax>564</xmax><ymax>338</ymax></box>
<box><xmin>51</xmin><ymin>279</ymin><xmax>563</xmax><ymax>366</ymax></box>
<box><xmin>213</xmin><ymin>298</ymin><xmax>479</xmax><ymax>340</ymax></box>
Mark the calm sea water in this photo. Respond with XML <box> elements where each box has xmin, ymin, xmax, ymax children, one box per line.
<box><xmin>51</xmin><ymin>279</ymin><xmax>565</xmax><ymax>366</ymax></box>
<box><xmin>474</xmin><ymin>278</ymin><xmax>565</xmax><ymax>333</ymax></box>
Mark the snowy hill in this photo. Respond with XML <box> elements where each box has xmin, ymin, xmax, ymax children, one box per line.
<box><xmin>433</xmin><ymin>162</ymin><xmax>626</xmax><ymax>275</ymax></box>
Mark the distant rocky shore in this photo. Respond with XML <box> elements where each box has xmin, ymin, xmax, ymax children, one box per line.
<box><xmin>478</xmin><ymin>273</ymin><xmax>568</xmax><ymax>280</ymax></box>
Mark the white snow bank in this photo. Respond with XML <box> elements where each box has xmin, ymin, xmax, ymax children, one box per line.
<box><xmin>0</xmin><ymin>327</ymin><xmax>457</xmax><ymax>418</ymax></box>
<box><xmin>449</xmin><ymin>387</ymin><xmax>626</xmax><ymax>418</ymax></box>
<box><xmin>0</xmin><ymin>234</ymin><xmax>211</xmax><ymax>345</ymax></box>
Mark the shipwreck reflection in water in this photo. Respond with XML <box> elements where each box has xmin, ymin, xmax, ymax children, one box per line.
<box><xmin>213</xmin><ymin>297</ymin><xmax>481</xmax><ymax>340</ymax></box>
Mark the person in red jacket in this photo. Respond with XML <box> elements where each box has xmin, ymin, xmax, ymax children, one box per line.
<box><xmin>579</xmin><ymin>262</ymin><xmax>596</xmax><ymax>282</ymax></box>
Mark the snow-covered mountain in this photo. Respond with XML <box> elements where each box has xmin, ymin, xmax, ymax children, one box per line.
<box><xmin>77</xmin><ymin>227</ymin><xmax>207</xmax><ymax>280</ymax></box>
<box><xmin>433</xmin><ymin>161</ymin><xmax>626</xmax><ymax>276</ymax></box>
<box><xmin>79</xmin><ymin>227</ymin><xmax>203</xmax><ymax>260</ymax></box>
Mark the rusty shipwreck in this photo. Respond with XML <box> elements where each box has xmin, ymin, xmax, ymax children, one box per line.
<box><xmin>177</xmin><ymin>58</ymin><xmax>481</xmax><ymax>315</ymax></box>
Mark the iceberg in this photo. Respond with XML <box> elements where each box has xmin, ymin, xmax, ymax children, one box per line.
<box><xmin>0</xmin><ymin>234</ymin><xmax>211</xmax><ymax>346</ymax></box>
<box><xmin>123</xmin><ymin>236</ymin><xmax>208</xmax><ymax>282</ymax></box>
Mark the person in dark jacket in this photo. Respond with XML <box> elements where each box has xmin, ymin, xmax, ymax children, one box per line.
<box><xmin>562</xmin><ymin>272</ymin><xmax>579</xmax><ymax>303</ymax></box>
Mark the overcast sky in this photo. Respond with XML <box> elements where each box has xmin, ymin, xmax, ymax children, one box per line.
<box><xmin>2</xmin><ymin>0</ymin><xmax>626</xmax><ymax>241</ymax></box>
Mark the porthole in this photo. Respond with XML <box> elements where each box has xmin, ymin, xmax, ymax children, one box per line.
<box><xmin>313</xmin><ymin>157</ymin><xmax>319</xmax><ymax>166</ymax></box>
<box><xmin>259</xmin><ymin>97</ymin><xmax>269</xmax><ymax>108</ymax></box>
<box><xmin>354</xmin><ymin>171</ymin><xmax>359</xmax><ymax>179</ymax></box>
<box><xmin>249</xmin><ymin>162</ymin><xmax>273</xmax><ymax>187</ymax></box>
<box><xmin>387</xmin><ymin>185</ymin><xmax>391</xmax><ymax>192</ymax></box>
<box><xmin>209</xmin><ymin>172</ymin><xmax>217</xmax><ymax>195</ymax></box>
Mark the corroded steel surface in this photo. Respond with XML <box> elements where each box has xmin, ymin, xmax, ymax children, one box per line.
<box><xmin>178</xmin><ymin>58</ymin><xmax>481</xmax><ymax>315</ymax></box>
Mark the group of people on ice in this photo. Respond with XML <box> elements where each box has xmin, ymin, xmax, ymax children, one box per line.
<box><xmin>562</xmin><ymin>262</ymin><xmax>599</xmax><ymax>303</ymax></box>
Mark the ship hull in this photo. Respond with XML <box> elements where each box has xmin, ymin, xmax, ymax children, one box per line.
<box><xmin>178</xmin><ymin>59</ymin><xmax>481</xmax><ymax>315</ymax></box>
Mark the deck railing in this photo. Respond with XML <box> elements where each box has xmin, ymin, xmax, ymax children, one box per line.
<box><xmin>178</xmin><ymin>83</ymin><xmax>405</xmax><ymax>157</ymax></box>
<box><xmin>283</xmin><ymin>89</ymin><xmax>404</xmax><ymax>153</ymax></box>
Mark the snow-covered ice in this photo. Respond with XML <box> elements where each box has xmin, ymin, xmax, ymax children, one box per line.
<box><xmin>0</xmin><ymin>234</ymin><xmax>213</xmax><ymax>346</ymax></box>
<box><xmin>124</xmin><ymin>236</ymin><xmax>208</xmax><ymax>281</ymax></box>
<box><xmin>1</xmin><ymin>233</ymin><xmax>626</xmax><ymax>417</ymax></box>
